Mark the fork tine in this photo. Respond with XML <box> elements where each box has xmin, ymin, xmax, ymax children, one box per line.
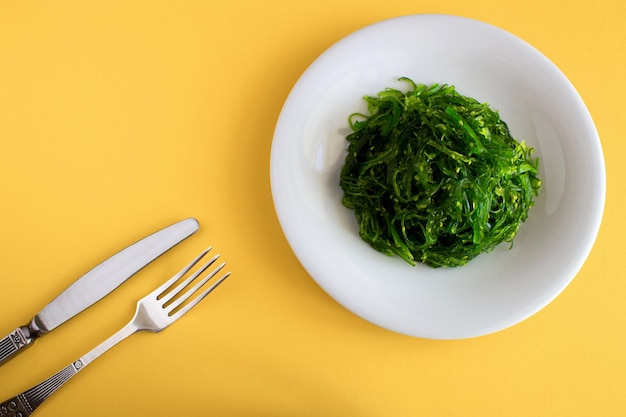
<box><xmin>164</xmin><ymin>261</ymin><xmax>226</xmax><ymax>314</ymax></box>
<box><xmin>151</xmin><ymin>247</ymin><xmax>212</xmax><ymax>298</ymax></box>
<box><xmin>169</xmin><ymin>271</ymin><xmax>231</xmax><ymax>320</ymax></box>
<box><xmin>159</xmin><ymin>253</ymin><xmax>220</xmax><ymax>305</ymax></box>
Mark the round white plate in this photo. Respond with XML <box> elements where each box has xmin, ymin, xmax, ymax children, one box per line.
<box><xmin>270</xmin><ymin>14</ymin><xmax>605</xmax><ymax>339</ymax></box>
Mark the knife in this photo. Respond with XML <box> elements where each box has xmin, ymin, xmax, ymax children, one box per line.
<box><xmin>0</xmin><ymin>217</ymin><xmax>200</xmax><ymax>366</ymax></box>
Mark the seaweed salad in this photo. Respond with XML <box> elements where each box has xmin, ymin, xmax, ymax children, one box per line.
<box><xmin>339</xmin><ymin>78</ymin><xmax>541</xmax><ymax>268</ymax></box>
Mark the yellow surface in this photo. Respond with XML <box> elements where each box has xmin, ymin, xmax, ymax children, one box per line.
<box><xmin>0</xmin><ymin>1</ymin><xmax>624</xmax><ymax>416</ymax></box>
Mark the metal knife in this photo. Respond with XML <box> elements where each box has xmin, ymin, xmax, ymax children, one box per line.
<box><xmin>0</xmin><ymin>217</ymin><xmax>200</xmax><ymax>366</ymax></box>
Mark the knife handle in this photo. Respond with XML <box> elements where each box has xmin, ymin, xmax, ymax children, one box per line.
<box><xmin>0</xmin><ymin>327</ymin><xmax>35</xmax><ymax>367</ymax></box>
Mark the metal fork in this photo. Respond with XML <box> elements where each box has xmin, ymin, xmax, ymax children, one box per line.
<box><xmin>0</xmin><ymin>247</ymin><xmax>230</xmax><ymax>417</ymax></box>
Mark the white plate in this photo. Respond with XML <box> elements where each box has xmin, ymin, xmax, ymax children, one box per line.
<box><xmin>270</xmin><ymin>15</ymin><xmax>605</xmax><ymax>339</ymax></box>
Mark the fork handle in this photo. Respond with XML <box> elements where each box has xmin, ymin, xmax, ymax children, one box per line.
<box><xmin>0</xmin><ymin>322</ymin><xmax>138</xmax><ymax>416</ymax></box>
<box><xmin>0</xmin><ymin>361</ymin><xmax>83</xmax><ymax>416</ymax></box>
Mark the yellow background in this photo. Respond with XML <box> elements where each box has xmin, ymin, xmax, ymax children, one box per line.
<box><xmin>1</xmin><ymin>1</ymin><xmax>624</xmax><ymax>416</ymax></box>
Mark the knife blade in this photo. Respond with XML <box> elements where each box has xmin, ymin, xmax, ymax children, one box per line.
<box><xmin>0</xmin><ymin>217</ymin><xmax>199</xmax><ymax>366</ymax></box>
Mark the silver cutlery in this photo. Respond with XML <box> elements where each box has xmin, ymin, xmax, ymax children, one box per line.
<box><xmin>0</xmin><ymin>218</ymin><xmax>199</xmax><ymax>366</ymax></box>
<box><xmin>0</xmin><ymin>247</ymin><xmax>230</xmax><ymax>416</ymax></box>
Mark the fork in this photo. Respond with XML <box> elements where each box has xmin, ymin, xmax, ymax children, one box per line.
<box><xmin>0</xmin><ymin>247</ymin><xmax>230</xmax><ymax>417</ymax></box>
